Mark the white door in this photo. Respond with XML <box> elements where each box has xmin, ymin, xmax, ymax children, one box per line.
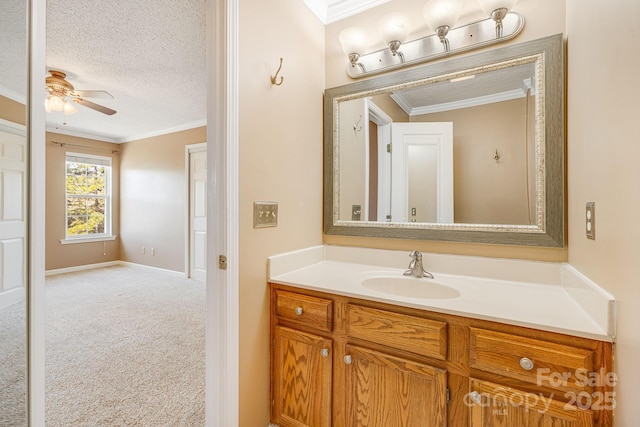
<box><xmin>189</xmin><ymin>147</ymin><xmax>207</xmax><ymax>281</ymax></box>
<box><xmin>0</xmin><ymin>119</ymin><xmax>27</xmax><ymax>309</ymax></box>
<box><xmin>391</xmin><ymin>122</ymin><xmax>454</xmax><ymax>223</ymax></box>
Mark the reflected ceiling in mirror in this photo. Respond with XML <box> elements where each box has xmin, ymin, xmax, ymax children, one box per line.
<box><xmin>324</xmin><ymin>34</ymin><xmax>564</xmax><ymax>247</ymax></box>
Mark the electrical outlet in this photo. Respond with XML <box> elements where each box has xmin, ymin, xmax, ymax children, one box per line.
<box><xmin>586</xmin><ymin>202</ymin><xmax>595</xmax><ymax>240</ymax></box>
<box><xmin>352</xmin><ymin>205</ymin><xmax>362</xmax><ymax>221</ymax></box>
<box><xmin>141</xmin><ymin>246</ymin><xmax>146</xmax><ymax>254</ymax></box>
<box><xmin>151</xmin><ymin>248</ymin><xmax>156</xmax><ymax>256</ymax></box>
<box><xmin>253</xmin><ymin>202</ymin><xmax>278</xmax><ymax>228</ymax></box>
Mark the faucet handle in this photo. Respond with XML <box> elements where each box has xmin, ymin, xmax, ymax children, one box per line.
<box><xmin>409</xmin><ymin>250</ymin><xmax>422</xmax><ymax>260</ymax></box>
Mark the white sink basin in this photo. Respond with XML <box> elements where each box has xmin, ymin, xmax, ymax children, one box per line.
<box><xmin>361</xmin><ymin>276</ymin><xmax>461</xmax><ymax>299</ymax></box>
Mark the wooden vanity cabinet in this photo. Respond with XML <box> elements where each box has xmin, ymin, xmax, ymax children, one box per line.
<box><xmin>272</xmin><ymin>325</ymin><xmax>333</xmax><ymax>427</ymax></box>
<box><xmin>468</xmin><ymin>378</ymin><xmax>595</xmax><ymax>427</ymax></box>
<box><xmin>269</xmin><ymin>283</ymin><xmax>613</xmax><ymax>427</ymax></box>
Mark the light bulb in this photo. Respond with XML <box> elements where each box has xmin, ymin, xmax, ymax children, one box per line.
<box><xmin>48</xmin><ymin>95</ymin><xmax>64</xmax><ymax>112</ymax></box>
<box><xmin>378</xmin><ymin>13</ymin><xmax>411</xmax><ymax>45</ymax></box>
<box><xmin>338</xmin><ymin>27</ymin><xmax>369</xmax><ymax>56</ymax></box>
<box><xmin>63</xmin><ymin>101</ymin><xmax>78</xmax><ymax>115</ymax></box>
<box><xmin>423</xmin><ymin>0</ymin><xmax>464</xmax><ymax>32</ymax></box>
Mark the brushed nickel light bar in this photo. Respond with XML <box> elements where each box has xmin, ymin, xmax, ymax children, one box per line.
<box><xmin>339</xmin><ymin>0</ymin><xmax>524</xmax><ymax>79</ymax></box>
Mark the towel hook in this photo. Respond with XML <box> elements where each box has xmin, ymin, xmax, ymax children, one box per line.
<box><xmin>493</xmin><ymin>149</ymin><xmax>501</xmax><ymax>162</ymax></box>
<box><xmin>271</xmin><ymin>58</ymin><xmax>284</xmax><ymax>86</ymax></box>
<box><xmin>353</xmin><ymin>115</ymin><xmax>362</xmax><ymax>132</ymax></box>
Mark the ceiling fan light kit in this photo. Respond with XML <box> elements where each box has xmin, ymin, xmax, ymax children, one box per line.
<box><xmin>45</xmin><ymin>70</ymin><xmax>117</xmax><ymax>116</ymax></box>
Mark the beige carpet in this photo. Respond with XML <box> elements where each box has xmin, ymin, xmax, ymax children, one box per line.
<box><xmin>45</xmin><ymin>265</ymin><xmax>205</xmax><ymax>426</ymax></box>
<box><xmin>0</xmin><ymin>300</ymin><xmax>27</xmax><ymax>427</ymax></box>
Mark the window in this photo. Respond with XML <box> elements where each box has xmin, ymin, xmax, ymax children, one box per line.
<box><xmin>65</xmin><ymin>153</ymin><xmax>112</xmax><ymax>239</ymax></box>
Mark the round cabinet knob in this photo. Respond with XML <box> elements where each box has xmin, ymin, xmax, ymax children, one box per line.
<box><xmin>469</xmin><ymin>391</ymin><xmax>482</xmax><ymax>404</ymax></box>
<box><xmin>519</xmin><ymin>357</ymin><xmax>534</xmax><ymax>371</ymax></box>
<box><xmin>294</xmin><ymin>307</ymin><xmax>303</xmax><ymax>316</ymax></box>
<box><xmin>344</xmin><ymin>355</ymin><xmax>352</xmax><ymax>365</ymax></box>
<box><xmin>320</xmin><ymin>348</ymin><xmax>329</xmax><ymax>358</ymax></box>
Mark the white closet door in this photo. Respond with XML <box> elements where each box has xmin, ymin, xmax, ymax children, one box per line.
<box><xmin>390</xmin><ymin>122</ymin><xmax>454</xmax><ymax>223</ymax></box>
<box><xmin>189</xmin><ymin>148</ymin><xmax>207</xmax><ymax>281</ymax></box>
<box><xmin>0</xmin><ymin>119</ymin><xmax>26</xmax><ymax>309</ymax></box>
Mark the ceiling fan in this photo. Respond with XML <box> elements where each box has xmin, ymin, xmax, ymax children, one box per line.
<box><xmin>45</xmin><ymin>70</ymin><xmax>117</xmax><ymax>116</ymax></box>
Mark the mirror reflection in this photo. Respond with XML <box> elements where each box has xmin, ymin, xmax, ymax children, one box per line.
<box><xmin>327</xmin><ymin>35</ymin><xmax>565</xmax><ymax>246</ymax></box>
<box><xmin>336</xmin><ymin>59</ymin><xmax>539</xmax><ymax>226</ymax></box>
<box><xmin>0</xmin><ymin>0</ymin><xmax>29</xmax><ymax>425</ymax></box>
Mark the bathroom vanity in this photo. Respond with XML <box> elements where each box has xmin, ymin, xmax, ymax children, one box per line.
<box><xmin>268</xmin><ymin>247</ymin><xmax>615</xmax><ymax>427</ymax></box>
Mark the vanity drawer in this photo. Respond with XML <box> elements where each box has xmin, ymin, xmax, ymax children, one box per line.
<box><xmin>274</xmin><ymin>290</ymin><xmax>333</xmax><ymax>332</ymax></box>
<box><xmin>346</xmin><ymin>304</ymin><xmax>447</xmax><ymax>360</ymax></box>
<box><xmin>469</xmin><ymin>328</ymin><xmax>595</xmax><ymax>394</ymax></box>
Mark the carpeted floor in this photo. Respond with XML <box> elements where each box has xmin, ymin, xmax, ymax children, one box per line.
<box><xmin>45</xmin><ymin>265</ymin><xmax>206</xmax><ymax>426</ymax></box>
<box><xmin>0</xmin><ymin>300</ymin><xmax>27</xmax><ymax>427</ymax></box>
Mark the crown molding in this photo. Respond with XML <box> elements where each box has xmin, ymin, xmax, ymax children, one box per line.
<box><xmin>391</xmin><ymin>88</ymin><xmax>528</xmax><ymax>116</ymax></box>
<box><xmin>302</xmin><ymin>0</ymin><xmax>390</xmax><ymax>24</ymax></box>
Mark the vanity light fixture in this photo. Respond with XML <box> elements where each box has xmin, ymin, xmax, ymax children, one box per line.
<box><xmin>423</xmin><ymin>0</ymin><xmax>464</xmax><ymax>52</ymax></box>
<box><xmin>339</xmin><ymin>0</ymin><xmax>524</xmax><ymax>78</ymax></box>
<box><xmin>338</xmin><ymin>26</ymin><xmax>370</xmax><ymax>72</ymax></box>
<box><xmin>378</xmin><ymin>13</ymin><xmax>411</xmax><ymax>62</ymax></box>
<box><xmin>478</xmin><ymin>0</ymin><xmax>519</xmax><ymax>37</ymax></box>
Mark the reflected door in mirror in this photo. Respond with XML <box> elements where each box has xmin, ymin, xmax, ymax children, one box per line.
<box><xmin>390</xmin><ymin>122</ymin><xmax>453</xmax><ymax>223</ymax></box>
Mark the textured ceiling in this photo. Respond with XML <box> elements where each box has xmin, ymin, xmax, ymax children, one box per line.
<box><xmin>1</xmin><ymin>0</ymin><xmax>381</xmax><ymax>142</ymax></box>
<box><xmin>391</xmin><ymin>62</ymin><xmax>536</xmax><ymax>115</ymax></box>
<box><xmin>45</xmin><ymin>0</ymin><xmax>207</xmax><ymax>142</ymax></box>
<box><xmin>0</xmin><ymin>0</ymin><xmax>28</xmax><ymax>102</ymax></box>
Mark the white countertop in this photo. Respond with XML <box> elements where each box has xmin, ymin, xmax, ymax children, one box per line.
<box><xmin>268</xmin><ymin>246</ymin><xmax>616</xmax><ymax>342</ymax></box>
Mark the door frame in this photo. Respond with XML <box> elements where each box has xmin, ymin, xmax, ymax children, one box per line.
<box><xmin>29</xmin><ymin>0</ymin><xmax>47</xmax><ymax>424</ymax></box>
<box><xmin>185</xmin><ymin>142</ymin><xmax>207</xmax><ymax>280</ymax></box>
<box><xmin>28</xmin><ymin>0</ymin><xmax>241</xmax><ymax>425</ymax></box>
<box><xmin>205</xmin><ymin>0</ymin><xmax>239</xmax><ymax>426</ymax></box>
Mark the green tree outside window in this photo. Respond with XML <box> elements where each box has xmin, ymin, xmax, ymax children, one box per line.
<box><xmin>65</xmin><ymin>158</ymin><xmax>110</xmax><ymax>237</ymax></box>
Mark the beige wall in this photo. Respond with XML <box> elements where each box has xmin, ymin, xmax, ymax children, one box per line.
<box><xmin>417</xmin><ymin>98</ymin><xmax>534</xmax><ymax>224</ymax></box>
<box><xmin>119</xmin><ymin>127</ymin><xmax>206</xmax><ymax>273</ymax></box>
<box><xmin>324</xmin><ymin>0</ymin><xmax>567</xmax><ymax>261</ymax></box>
<box><xmin>566</xmin><ymin>0</ymin><xmax>640</xmax><ymax>423</ymax></box>
<box><xmin>339</xmin><ymin>97</ymin><xmax>367</xmax><ymax>220</ymax></box>
<box><xmin>45</xmin><ymin>132</ymin><xmax>121</xmax><ymax>270</ymax></box>
<box><xmin>238</xmin><ymin>0</ymin><xmax>325</xmax><ymax>424</ymax></box>
<box><xmin>0</xmin><ymin>95</ymin><xmax>26</xmax><ymax>126</ymax></box>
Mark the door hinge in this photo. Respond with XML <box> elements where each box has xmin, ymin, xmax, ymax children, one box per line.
<box><xmin>446</xmin><ymin>388</ymin><xmax>450</xmax><ymax>404</ymax></box>
<box><xmin>386</xmin><ymin>143</ymin><xmax>392</xmax><ymax>153</ymax></box>
<box><xmin>218</xmin><ymin>255</ymin><xmax>227</xmax><ymax>270</ymax></box>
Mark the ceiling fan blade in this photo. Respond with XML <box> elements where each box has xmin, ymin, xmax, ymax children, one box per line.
<box><xmin>71</xmin><ymin>90</ymin><xmax>114</xmax><ymax>99</ymax></box>
<box><xmin>73</xmin><ymin>98</ymin><xmax>117</xmax><ymax>116</ymax></box>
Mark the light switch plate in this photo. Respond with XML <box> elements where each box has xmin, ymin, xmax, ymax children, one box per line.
<box><xmin>586</xmin><ymin>202</ymin><xmax>595</xmax><ymax>240</ymax></box>
<box><xmin>253</xmin><ymin>201</ymin><xmax>278</xmax><ymax>228</ymax></box>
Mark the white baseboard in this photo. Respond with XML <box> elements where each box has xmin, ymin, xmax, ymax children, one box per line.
<box><xmin>45</xmin><ymin>261</ymin><xmax>185</xmax><ymax>278</ymax></box>
<box><xmin>117</xmin><ymin>261</ymin><xmax>186</xmax><ymax>277</ymax></box>
<box><xmin>45</xmin><ymin>261</ymin><xmax>121</xmax><ymax>276</ymax></box>
<box><xmin>0</xmin><ymin>287</ymin><xmax>25</xmax><ymax>310</ymax></box>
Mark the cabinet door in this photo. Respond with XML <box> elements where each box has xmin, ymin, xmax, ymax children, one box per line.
<box><xmin>273</xmin><ymin>326</ymin><xmax>332</xmax><ymax>427</ymax></box>
<box><xmin>344</xmin><ymin>344</ymin><xmax>447</xmax><ymax>426</ymax></box>
<box><xmin>469</xmin><ymin>378</ymin><xmax>595</xmax><ymax>427</ymax></box>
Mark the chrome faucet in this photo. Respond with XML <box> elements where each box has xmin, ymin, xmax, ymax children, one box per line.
<box><xmin>403</xmin><ymin>250</ymin><xmax>434</xmax><ymax>279</ymax></box>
